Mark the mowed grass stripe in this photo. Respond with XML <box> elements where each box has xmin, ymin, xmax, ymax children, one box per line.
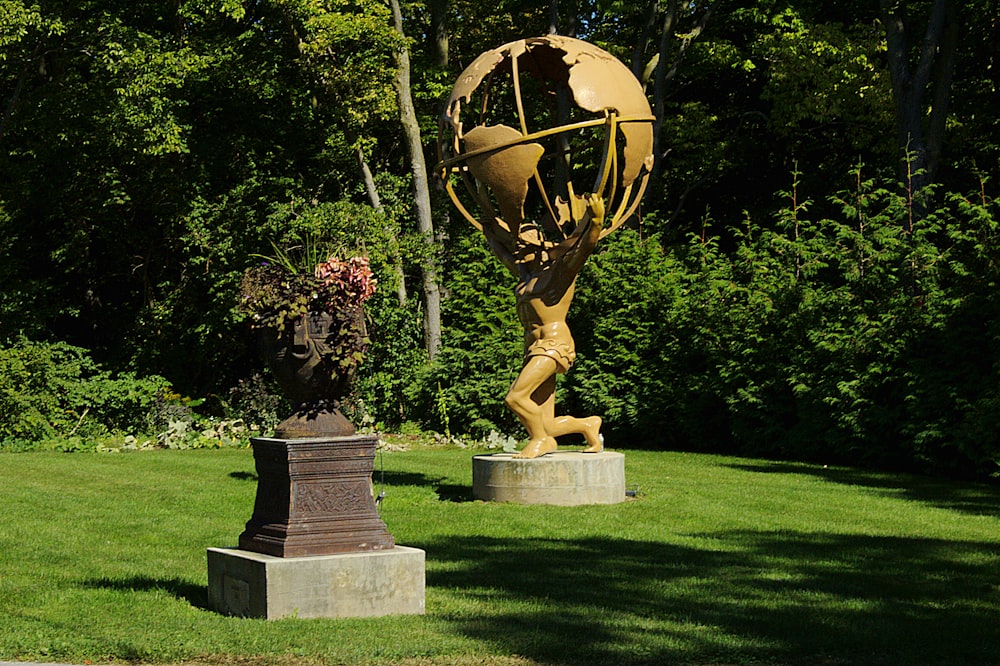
<box><xmin>1</xmin><ymin>447</ymin><xmax>997</xmax><ymax>665</ymax></box>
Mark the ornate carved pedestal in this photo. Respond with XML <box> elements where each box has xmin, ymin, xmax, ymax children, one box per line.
<box><xmin>209</xmin><ymin>435</ymin><xmax>424</xmax><ymax>619</ymax></box>
<box><xmin>238</xmin><ymin>435</ymin><xmax>395</xmax><ymax>557</ymax></box>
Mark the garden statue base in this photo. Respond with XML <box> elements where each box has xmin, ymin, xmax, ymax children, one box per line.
<box><xmin>238</xmin><ymin>435</ymin><xmax>395</xmax><ymax>557</ymax></box>
<box><xmin>208</xmin><ymin>435</ymin><xmax>425</xmax><ymax>619</ymax></box>
<box><xmin>207</xmin><ymin>546</ymin><xmax>425</xmax><ymax>619</ymax></box>
<box><xmin>472</xmin><ymin>450</ymin><xmax>626</xmax><ymax>505</ymax></box>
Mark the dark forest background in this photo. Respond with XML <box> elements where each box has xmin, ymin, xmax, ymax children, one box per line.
<box><xmin>2</xmin><ymin>0</ymin><xmax>999</xmax><ymax>478</ymax></box>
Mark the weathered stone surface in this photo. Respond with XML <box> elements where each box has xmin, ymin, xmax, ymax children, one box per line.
<box><xmin>472</xmin><ymin>450</ymin><xmax>626</xmax><ymax>505</ymax></box>
<box><xmin>207</xmin><ymin>546</ymin><xmax>425</xmax><ymax>619</ymax></box>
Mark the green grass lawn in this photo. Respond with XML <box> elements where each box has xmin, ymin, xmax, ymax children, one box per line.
<box><xmin>1</xmin><ymin>444</ymin><xmax>998</xmax><ymax>666</ymax></box>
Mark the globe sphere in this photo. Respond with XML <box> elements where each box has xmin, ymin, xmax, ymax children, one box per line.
<box><xmin>437</xmin><ymin>35</ymin><xmax>654</xmax><ymax>248</ymax></box>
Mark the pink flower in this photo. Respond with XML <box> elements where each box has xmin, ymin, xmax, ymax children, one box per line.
<box><xmin>313</xmin><ymin>255</ymin><xmax>376</xmax><ymax>308</ymax></box>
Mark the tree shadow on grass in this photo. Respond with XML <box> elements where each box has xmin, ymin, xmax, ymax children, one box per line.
<box><xmin>378</xmin><ymin>470</ymin><xmax>474</xmax><ymax>503</ymax></box>
<box><xmin>417</xmin><ymin>532</ymin><xmax>1000</xmax><ymax>666</ymax></box>
<box><xmin>725</xmin><ymin>461</ymin><xmax>1000</xmax><ymax>518</ymax></box>
<box><xmin>81</xmin><ymin>575</ymin><xmax>209</xmax><ymax>610</ymax></box>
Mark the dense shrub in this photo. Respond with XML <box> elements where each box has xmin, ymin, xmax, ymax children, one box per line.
<box><xmin>350</xmin><ymin>283</ymin><xmax>428</xmax><ymax>430</ymax></box>
<box><xmin>402</xmin><ymin>231</ymin><xmax>522</xmax><ymax>438</ymax></box>
<box><xmin>566</xmin><ymin>172</ymin><xmax>1000</xmax><ymax>478</ymax></box>
<box><xmin>395</xmin><ymin>172</ymin><xmax>998</xmax><ymax>478</ymax></box>
<box><xmin>0</xmin><ymin>339</ymin><xmax>168</xmax><ymax>448</ymax></box>
<box><xmin>567</xmin><ymin>226</ymin><xmax>736</xmax><ymax>449</ymax></box>
<box><xmin>224</xmin><ymin>371</ymin><xmax>286</xmax><ymax>434</ymax></box>
<box><xmin>7</xmin><ymin>172</ymin><xmax>997</xmax><ymax>480</ymax></box>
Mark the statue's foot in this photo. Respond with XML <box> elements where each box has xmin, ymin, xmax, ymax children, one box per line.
<box><xmin>581</xmin><ymin>416</ymin><xmax>604</xmax><ymax>453</ymax></box>
<box><xmin>514</xmin><ymin>436</ymin><xmax>558</xmax><ymax>459</ymax></box>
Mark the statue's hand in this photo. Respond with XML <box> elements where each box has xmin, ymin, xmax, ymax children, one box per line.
<box><xmin>587</xmin><ymin>194</ymin><xmax>606</xmax><ymax>228</ymax></box>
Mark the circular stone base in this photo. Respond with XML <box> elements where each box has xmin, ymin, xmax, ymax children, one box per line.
<box><xmin>472</xmin><ymin>451</ymin><xmax>625</xmax><ymax>505</ymax></box>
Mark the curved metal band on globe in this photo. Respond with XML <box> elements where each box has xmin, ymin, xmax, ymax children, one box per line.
<box><xmin>438</xmin><ymin>112</ymin><xmax>655</xmax><ymax>240</ymax></box>
<box><xmin>437</xmin><ymin>113</ymin><xmax>656</xmax><ymax>171</ymax></box>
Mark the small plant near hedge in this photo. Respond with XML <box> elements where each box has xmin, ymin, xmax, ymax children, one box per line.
<box><xmin>0</xmin><ymin>339</ymin><xmax>271</xmax><ymax>452</ymax></box>
<box><xmin>0</xmin><ymin>338</ymin><xmax>168</xmax><ymax>449</ymax></box>
<box><xmin>155</xmin><ymin>417</ymin><xmax>256</xmax><ymax>449</ymax></box>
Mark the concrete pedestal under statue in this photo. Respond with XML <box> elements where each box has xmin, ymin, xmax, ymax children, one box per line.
<box><xmin>208</xmin><ymin>435</ymin><xmax>425</xmax><ymax>619</ymax></box>
<box><xmin>472</xmin><ymin>450</ymin><xmax>625</xmax><ymax>505</ymax></box>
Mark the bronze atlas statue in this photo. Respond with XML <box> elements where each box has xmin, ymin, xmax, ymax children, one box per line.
<box><xmin>437</xmin><ymin>35</ymin><xmax>655</xmax><ymax>458</ymax></box>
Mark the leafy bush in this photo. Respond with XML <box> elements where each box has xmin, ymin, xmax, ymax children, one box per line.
<box><xmin>568</xmin><ymin>171</ymin><xmax>1000</xmax><ymax>478</ymax></box>
<box><xmin>567</xmin><ymin>226</ymin><xmax>735</xmax><ymax>449</ymax></box>
<box><xmin>350</xmin><ymin>286</ymin><xmax>427</xmax><ymax>430</ymax></box>
<box><xmin>224</xmin><ymin>371</ymin><xmax>286</xmax><ymax>435</ymax></box>
<box><xmin>379</xmin><ymin>170</ymin><xmax>998</xmax><ymax>478</ymax></box>
<box><xmin>0</xmin><ymin>339</ymin><xmax>168</xmax><ymax>447</ymax></box>
<box><xmin>404</xmin><ymin>231</ymin><xmax>522</xmax><ymax>438</ymax></box>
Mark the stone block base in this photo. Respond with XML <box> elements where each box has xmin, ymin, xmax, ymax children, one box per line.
<box><xmin>472</xmin><ymin>451</ymin><xmax>625</xmax><ymax>505</ymax></box>
<box><xmin>207</xmin><ymin>545</ymin><xmax>425</xmax><ymax>619</ymax></box>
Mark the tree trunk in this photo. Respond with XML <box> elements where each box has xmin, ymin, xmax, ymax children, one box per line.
<box><xmin>630</xmin><ymin>0</ymin><xmax>660</xmax><ymax>82</ymax></box>
<box><xmin>390</xmin><ymin>0</ymin><xmax>442</xmax><ymax>359</ymax></box>
<box><xmin>429</xmin><ymin>0</ymin><xmax>448</xmax><ymax>68</ymax></box>
<box><xmin>650</xmin><ymin>1</ymin><xmax>712</xmax><ymax>182</ymax></box>
<box><xmin>548</xmin><ymin>0</ymin><xmax>577</xmax><ymax>36</ymax></box>
<box><xmin>651</xmin><ymin>0</ymin><xmax>678</xmax><ymax>182</ymax></box>
<box><xmin>1</xmin><ymin>40</ymin><xmax>43</xmax><ymax>146</ymax></box>
<box><xmin>879</xmin><ymin>0</ymin><xmax>958</xmax><ymax>222</ymax></box>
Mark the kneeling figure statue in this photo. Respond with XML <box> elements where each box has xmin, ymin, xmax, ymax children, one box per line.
<box><xmin>437</xmin><ymin>35</ymin><xmax>655</xmax><ymax>458</ymax></box>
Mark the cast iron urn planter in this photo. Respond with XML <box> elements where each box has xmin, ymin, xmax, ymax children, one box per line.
<box><xmin>257</xmin><ymin>308</ymin><xmax>364</xmax><ymax>438</ymax></box>
<box><xmin>239</xmin><ymin>306</ymin><xmax>395</xmax><ymax>557</ymax></box>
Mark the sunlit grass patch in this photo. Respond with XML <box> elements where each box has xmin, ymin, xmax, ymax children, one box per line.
<box><xmin>1</xmin><ymin>446</ymin><xmax>998</xmax><ymax>665</ymax></box>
